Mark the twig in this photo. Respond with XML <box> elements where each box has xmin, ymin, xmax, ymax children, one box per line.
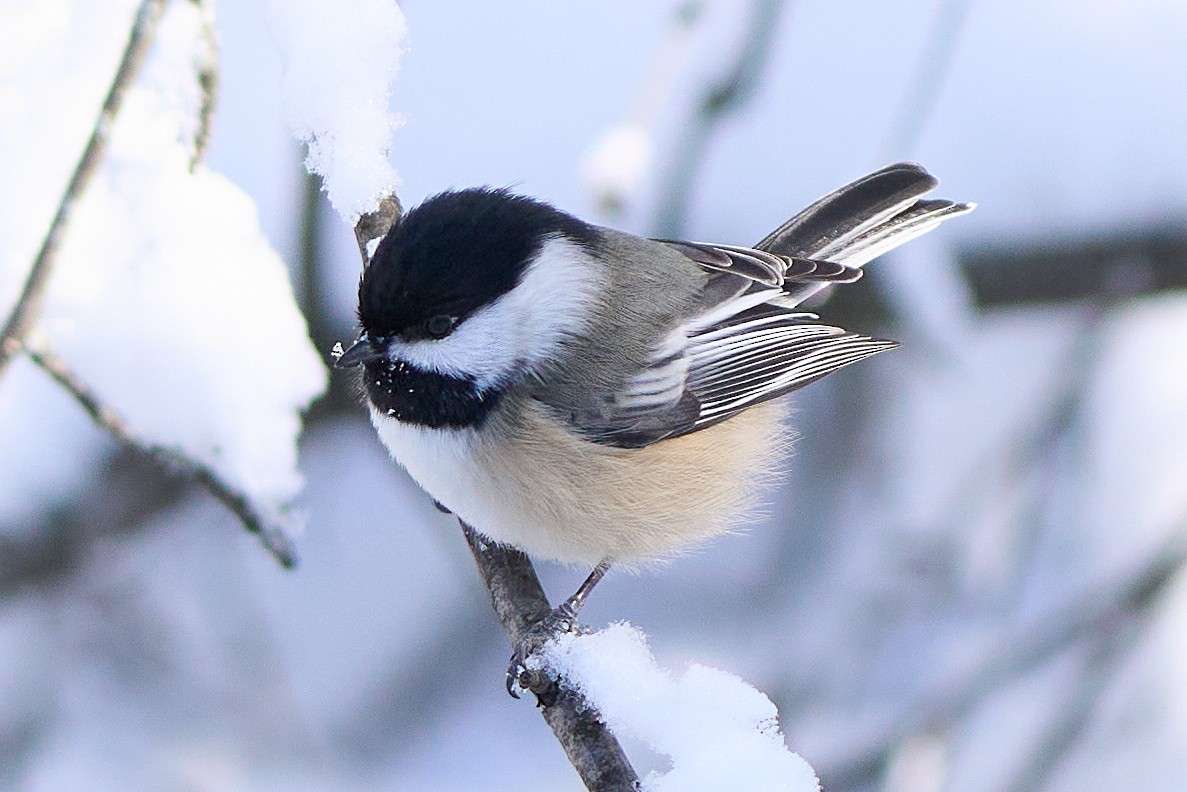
<box><xmin>653</xmin><ymin>0</ymin><xmax>787</xmax><ymax>237</ymax></box>
<box><xmin>459</xmin><ymin>523</ymin><xmax>641</xmax><ymax>792</ymax></box>
<box><xmin>23</xmin><ymin>343</ymin><xmax>297</xmax><ymax>569</ymax></box>
<box><xmin>188</xmin><ymin>0</ymin><xmax>220</xmax><ymax>171</ymax></box>
<box><xmin>0</xmin><ymin>0</ymin><xmax>168</xmax><ymax>379</ymax></box>
<box><xmin>348</xmin><ymin>200</ymin><xmax>639</xmax><ymax>791</ymax></box>
<box><xmin>353</xmin><ymin>194</ymin><xmax>403</xmax><ymax>262</ymax></box>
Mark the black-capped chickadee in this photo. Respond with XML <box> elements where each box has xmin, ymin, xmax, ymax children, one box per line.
<box><xmin>335</xmin><ymin>162</ymin><xmax>972</xmax><ymax>677</ymax></box>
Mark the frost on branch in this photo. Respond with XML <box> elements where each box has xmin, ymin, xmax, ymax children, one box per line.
<box><xmin>268</xmin><ymin>0</ymin><xmax>409</xmax><ymax>222</ymax></box>
<box><xmin>537</xmin><ymin>623</ymin><xmax>820</xmax><ymax>792</ymax></box>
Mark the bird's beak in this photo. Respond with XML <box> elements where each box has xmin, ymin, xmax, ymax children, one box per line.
<box><xmin>332</xmin><ymin>333</ymin><xmax>387</xmax><ymax>369</ymax></box>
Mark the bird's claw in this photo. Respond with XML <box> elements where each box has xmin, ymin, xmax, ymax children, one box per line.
<box><xmin>505</xmin><ymin>603</ymin><xmax>581</xmax><ymax>699</ymax></box>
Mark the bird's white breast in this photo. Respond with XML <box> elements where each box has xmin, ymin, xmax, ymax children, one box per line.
<box><xmin>369</xmin><ymin>406</ymin><xmax>494</xmax><ymax>527</ymax></box>
<box><xmin>370</xmin><ymin>398</ymin><xmax>791</xmax><ymax>567</ymax></box>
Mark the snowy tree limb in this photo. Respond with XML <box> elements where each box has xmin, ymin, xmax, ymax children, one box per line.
<box><xmin>348</xmin><ymin>202</ymin><xmax>640</xmax><ymax>792</ymax></box>
<box><xmin>0</xmin><ymin>0</ymin><xmax>168</xmax><ymax>379</ymax></box>
<box><xmin>22</xmin><ymin>343</ymin><xmax>298</xmax><ymax>568</ymax></box>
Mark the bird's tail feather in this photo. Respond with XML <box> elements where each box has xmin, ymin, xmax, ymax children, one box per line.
<box><xmin>758</xmin><ymin>162</ymin><xmax>973</xmax><ymax>307</ymax></box>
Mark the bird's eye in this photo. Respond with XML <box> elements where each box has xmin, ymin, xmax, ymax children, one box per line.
<box><xmin>425</xmin><ymin>314</ymin><xmax>456</xmax><ymax>339</ymax></box>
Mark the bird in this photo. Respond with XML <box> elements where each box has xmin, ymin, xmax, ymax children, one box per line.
<box><xmin>334</xmin><ymin>162</ymin><xmax>973</xmax><ymax>689</ymax></box>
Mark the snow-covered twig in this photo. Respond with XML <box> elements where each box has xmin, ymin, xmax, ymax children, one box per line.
<box><xmin>23</xmin><ymin>343</ymin><xmax>298</xmax><ymax>568</ymax></box>
<box><xmin>0</xmin><ymin>0</ymin><xmax>168</xmax><ymax>379</ymax></box>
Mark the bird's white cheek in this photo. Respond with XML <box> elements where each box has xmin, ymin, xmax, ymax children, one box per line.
<box><xmin>385</xmin><ymin>236</ymin><xmax>606</xmax><ymax>387</ymax></box>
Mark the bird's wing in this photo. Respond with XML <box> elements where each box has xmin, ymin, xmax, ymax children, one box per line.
<box><xmin>574</xmin><ymin>264</ymin><xmax>895</xmax><ymax>448</ymax></box>
<box><xmin>570</xmin><ymin>163</ymin><xmax>973</xmax><ymax>449</ymax></box>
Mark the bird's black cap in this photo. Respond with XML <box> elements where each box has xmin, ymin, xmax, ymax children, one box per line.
<box><xmin>358</xmin><ymin>187</ymin><xmax>602</xmax><ymax>339</ymax></box>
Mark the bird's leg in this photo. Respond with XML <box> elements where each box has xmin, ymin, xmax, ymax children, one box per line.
<box><xmin>507</xmin><ymin>559</ymin><xmax>611</xmax><ymax>697</ymax></box>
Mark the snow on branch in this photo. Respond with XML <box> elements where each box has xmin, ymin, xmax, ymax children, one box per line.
<box><xmin>0</xmin><ymin>0</ymin><xmax>167</xmax><ymax>379</ymax></box>
<box><xmin>23</xmin><ymin>343</ymin><xmax>297</xmax><ymax>566</ymax></box>
<box><xmin>268</xmin><ymin>0</ymin><xmax>409</xmax><ymax>222</ymax></box>
<box><xmin>537</xmin><ymin>622</ymin><xmax>820</xmax><ymax>792</ymax></box>
<box><xmin>2</xmin><ymin>0</ymin><xmax>326</xmax><ymax>566</ymax></box>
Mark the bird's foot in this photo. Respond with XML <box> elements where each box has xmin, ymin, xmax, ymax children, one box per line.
<box><xmin>506</xmin><ymin>602</ymin><xmax>585</xmax><ymax>699</ymax></box>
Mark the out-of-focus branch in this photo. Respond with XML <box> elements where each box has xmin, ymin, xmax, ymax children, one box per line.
<box><xmin>187</xmin><ymin>0</ymin><xmax>219</xmax><ymax>170</ymax></box>
<box><xmin>1000</xmin><ymin>609</ymin><xmax>1141</xmax><ymax>792</ymax></box>
<box><xmin>23</xmin><ymin>343</ymin><xmax>297</xmax><ymax>568</ymax></box>
<box><xmin>825</xmin><ymin>516</ymin><xmax>1187</xmax><ymax>787</ymax></box>
<box><xmin>583</xmin><ymin>1</ymin><xmax>704</xmax><ymax>217</ymax></box>
<box><xmin>299</xmin><ymin>171</ymin><xmax>329</xmax><ymax>345</ymax></box>
<box><xmin>877</xmin><ymin>0</ymin><xmax>972</xmax><ymax>160</ymax></box>
<box><xmin>0</xmin><ymin>449</ymin><xmax>186</xmax><ymax>597</ymax></box>
<box><xmin>653</xmin><ymin>0</ymin><xmax>787</xmax><ymax>237</ymax></box>
<box><xmin>348</xmin><ymin>200</ymin><xmax>639</xmax><ymax>792</ymax></box>
<box><xmin>0</xmin><ymin>0</ymin><xmax>168</xmax><ymax>380</ymax></box>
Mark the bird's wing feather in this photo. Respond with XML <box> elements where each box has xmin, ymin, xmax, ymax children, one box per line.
<box><xmin>569</xmin><ymin>163</ymin><xmax>971</xmax><ymax>448</ymax></box>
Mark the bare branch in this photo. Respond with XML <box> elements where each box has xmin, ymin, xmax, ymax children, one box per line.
<box><xmin>353</xmin><ymin>195</ymin><xmax>404</xmax><ymax>262</ymax></box>
<box><xmin>23</xmin><ymin>343</ymin><xmax>297</xmax><ymax>569</ymax></box>
<box><xmin>0</xmin><ymin>0</ymin><xmax>169</xmax><ymax>379</ymax></box>
<box><xmin>459</xmin><ymin>523</ymin><xmax>641</xmax><ymax>792</ymax></box>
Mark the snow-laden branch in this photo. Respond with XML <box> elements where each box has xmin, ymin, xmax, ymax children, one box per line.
<box><xmin>0</xmin><ymin>0</ymin><xmax>167</xmax><ymax>379</ymax></box>
<box><xmin>538</xmin><ymin>623</ymin><xmax>820</xmax><ymax>792</ymax></box>
<box><xmin>22</xmin><ymin>343</ymin><xmax>297</xmax><ymax>566</ymax></box>
<box><xmin>2</xmin><ymin>0</ymin><xmax>327</xmax><ymax>568</ymax></box>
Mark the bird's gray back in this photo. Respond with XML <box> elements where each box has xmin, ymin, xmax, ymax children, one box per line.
<box><xmin>523</xmin><ymin>227</ymin><xmax>705</xmax><ymax>424</ymax></box>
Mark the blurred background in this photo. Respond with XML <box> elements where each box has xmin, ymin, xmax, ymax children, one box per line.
<box><xmin>4</xmin><ymin>0</ymin><xmax>1187</xmax><ymax>789</ymax></box>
